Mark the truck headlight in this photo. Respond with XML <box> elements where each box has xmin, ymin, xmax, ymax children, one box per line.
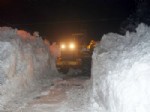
<box><xmin>61</xmin><ymin>44</ymin><xmax>66</xmax><ymax>49</ymax></box>
<box><xmin>69</xmin><ymin>43</ymin><xmax>75</xmax><ymax>49</ymax></box>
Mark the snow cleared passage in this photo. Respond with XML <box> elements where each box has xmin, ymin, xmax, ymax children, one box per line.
<box><xmin>17</xmin><ymin>76</ymin><xmax>91</xmax><ymax>112</ymax></box>
<box><xmin>92</xmin><ymin>23</ymin><xmax>150</xmax><ymax>112</ymax></box>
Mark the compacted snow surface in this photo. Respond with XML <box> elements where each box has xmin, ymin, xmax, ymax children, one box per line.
<box><xmin>92</xmin><ymin>23</ymin><xmax>150</xmax><ymax>112</ymax></box>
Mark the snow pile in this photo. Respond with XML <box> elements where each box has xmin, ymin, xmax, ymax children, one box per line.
<box><xmin>0</xmin><ymin>27</ymin><xmax>56</xmax><ymax>107</ymax></box>
<box><xmin>49</xmin><ymin>42</ymin><xmax>60</xmax><ymax>72</ymax></box>
<box><xmin>92</xmin><ymin>23</ymin><xmax>150</xmax><ymax>112</ymax></box>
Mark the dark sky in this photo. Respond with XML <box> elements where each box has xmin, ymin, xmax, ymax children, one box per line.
<box><xmin>0</xmin><ymin>0</ymin><xmax>137</xmax><ymax>41</ymax></box>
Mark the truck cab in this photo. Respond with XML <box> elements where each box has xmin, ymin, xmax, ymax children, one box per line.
<box><xmin>56</xmin><ymin>33</ymin><xmax>93</xmax><ymax>74</ymax></box>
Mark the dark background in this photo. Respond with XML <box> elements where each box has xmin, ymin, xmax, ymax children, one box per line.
<box><xmin>0</xmin><ymin>0</ymin><xmax>138</xmax><ymax>41</ymax></box>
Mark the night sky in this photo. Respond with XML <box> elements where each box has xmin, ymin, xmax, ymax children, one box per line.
<box><xmin>0</xmin><ymin>0</ymin><xmax>137</xmax><ymax>41</ymax></box>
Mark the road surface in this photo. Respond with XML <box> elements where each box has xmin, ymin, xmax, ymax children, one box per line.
<box><xmin>2</xmin><ymin>73</ymin><xmax>91</xmax><ymax>112</ymax></box>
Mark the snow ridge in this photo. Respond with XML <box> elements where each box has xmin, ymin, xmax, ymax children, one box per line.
<box><xmin>92</xmin><ymin>23</ymin><xmax>150</xmax><ymax>112</ymax></box>
<box><xmin>0</xmin><ymin>27</ymin><xmax>55</xmax><ymax>108</ymax></box>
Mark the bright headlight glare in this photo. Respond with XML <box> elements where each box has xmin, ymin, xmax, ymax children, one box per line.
<box><xmin>69</xmin><ymin>43</ymin><xmax>75</xmax><ymax>49</ymax></box>
<box><xmin>61</xmin><ymin>44</ymin><xmax>66</xmax><ymax>49</ymax></box>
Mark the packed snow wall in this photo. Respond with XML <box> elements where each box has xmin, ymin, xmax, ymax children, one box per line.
<box><xmin>0</xmin><ymin>27</ymin><xmax>56</xmax><ymax>105</ymax></box>
<box><xmin>92</xmin><ymin>23</ymin><xmax>150</xmax><ymax>112</ymax></box>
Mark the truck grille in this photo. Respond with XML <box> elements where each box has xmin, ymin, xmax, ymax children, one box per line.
<box><xmin>61</xmin><ymin>51</ymin><xmax>79</xmax><ymax>60</ymax></box>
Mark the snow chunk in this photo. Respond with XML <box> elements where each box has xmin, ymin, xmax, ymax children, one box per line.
<box><xmin>92</xmin><ymin>23</ymin><xmax>150</xmax><ymax>112</ymax></box>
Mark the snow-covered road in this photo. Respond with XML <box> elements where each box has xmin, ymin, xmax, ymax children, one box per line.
<box><xmin>2</xmin><ymin>74</ymin><xmax>91</xmax><ymax>112</ymax></box>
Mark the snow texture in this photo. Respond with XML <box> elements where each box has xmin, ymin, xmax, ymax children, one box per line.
<box><xmin>0</xmin><ymin>27</ymin><xmax>57</xmax><ymax>108</ymax></box>
<box><xmin>92</xmin><ymin>23</ymin><xmax>150</xmax><ymax>112</ymax></box>
<box><xmin>49</xmin><ymin>42</ymin><xmax>60</xmax><ymax>72</ymax></box>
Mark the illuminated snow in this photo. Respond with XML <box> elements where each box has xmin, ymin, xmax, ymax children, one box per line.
<box><xmin>0</xmin><ymin>27</ymin><xmax>56</xmax><ymax>109</ymax></box>
<box><xmin>92</xmin><ymin>23</ymin><xmax>150</xmax><ymax>112</ymax></box>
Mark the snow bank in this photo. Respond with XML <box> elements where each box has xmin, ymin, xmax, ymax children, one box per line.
<box><xmin>92</xmin><ymin>23</ymin><xmax>150</xmax><ymax>112</ymax></box>
<box><xmin>49</xmin><ymin>42</ymin><xmax>60</xmax><ymax>72</ymax></box>
<box><xmin>0</xmin><ymin>27</ymin><xmax>56</xmax><ymax>107</ymax></box>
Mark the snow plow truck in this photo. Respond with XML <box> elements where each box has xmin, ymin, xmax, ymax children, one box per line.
<box><xmin>56</xmin><ymin>33</ymin><xmax>95</xmax><ymax>75</ymax></box>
